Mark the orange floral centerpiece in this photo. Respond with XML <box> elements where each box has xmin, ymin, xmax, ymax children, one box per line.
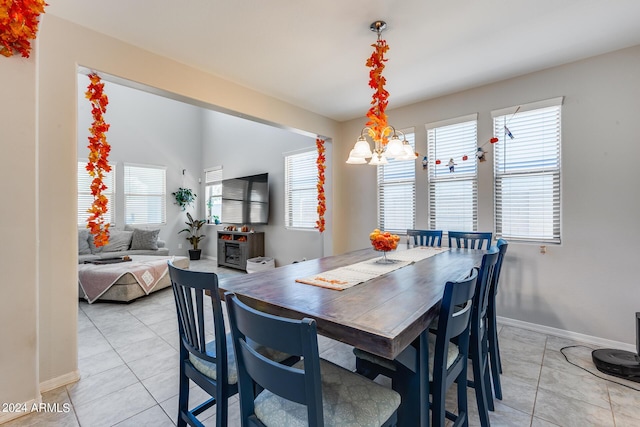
<box><xmin>369</xmin><ymin>229</ymin><xmax>400</xmax><ymax>263</ymax></box>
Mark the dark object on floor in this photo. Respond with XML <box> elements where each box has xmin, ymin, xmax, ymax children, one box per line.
<box><xmin>592</xmin><ymin>312</ymin><xmax>640</xmax><ymax>383</ymax></box>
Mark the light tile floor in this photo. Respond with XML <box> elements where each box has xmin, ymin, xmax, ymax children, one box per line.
<box><xmin>5</xmin><ymin>259</ymin><xmax>640</xmax><ymax>426</ymax></box>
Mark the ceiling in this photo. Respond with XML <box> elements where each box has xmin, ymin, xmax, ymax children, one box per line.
<box><xmin>47</xmin><ymin>0</ymin><xmax>640</xmax><ymax>122</ymax></box>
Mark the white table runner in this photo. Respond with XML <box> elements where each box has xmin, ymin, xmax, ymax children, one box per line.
<box><xmin>295</xmin><ymin>247</ymin><xmax>449</xmax><ymax>290</ymax></box>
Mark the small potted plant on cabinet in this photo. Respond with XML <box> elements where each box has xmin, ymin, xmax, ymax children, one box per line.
<box><xmin>179</xmin><ymin>212</ymin><xmax>206</xmax><ymax>260</ymax></box>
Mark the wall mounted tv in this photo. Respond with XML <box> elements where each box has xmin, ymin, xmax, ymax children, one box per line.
<box><xmin>221</xmin><ymin>173</ymin><xmax>269</xmax><ymax>224</ymax></box>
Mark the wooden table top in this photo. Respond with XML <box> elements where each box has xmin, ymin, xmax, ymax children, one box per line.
<box><xmin>218</xmin><ymin>247</ymin><xmax>485</xmax><ymax>360</ymax></box>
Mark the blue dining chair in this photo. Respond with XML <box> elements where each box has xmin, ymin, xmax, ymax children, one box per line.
<box><xmin>467</xmin><ymin>247</ymin><xmax>500</xmax><ymax>426</ymax></box>
<box><xmin>168</xmin><ymin>261</ymin><xmax>238</xmax><ymax>427</ymax></box>
<box><xmin>225</xmin><ymin>292</ymin><xmax>401</xmax><ymax>427</ymax></box>
<box><xmin>168</xmin><ymin>262</ymin><xmax>296</xmax><ymax>427</ymax></box>
<box><xmin>406</xmin><ymin>229</ymin><xmax>443</xmax><ymax>247</ymax></box>
<box><xmin>354</xmin><ymin>270</ymin><xmax>479</xmax><ymax>427</ymax></box>
<box><xmin>448</xmin><ymin>231</ymin><xmax>493</xmax><ymax>250</ymax></box>
<box><xmin>487</xmin><ymin>238</ymin><xmax>508</xmax><ymax>400</ymax></box>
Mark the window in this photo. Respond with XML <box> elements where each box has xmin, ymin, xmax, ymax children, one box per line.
<box><xmin>284</xmin><ymin>149</ymin><xmax>317</xmax><ymax>229</ymax></box>
<box><xmin>492</xmin><ymin>98</ymin><xmax>562</xmax><ymax>243</ymax></box>
<box><xmin>77</xmin><ymin>161</ymin><xmax>115</xmax><ymax>226</ymax></box>
<box><xmin>124</xmin><ymin>164</ymin><xmax>166</xmax><ymax>225</ymax></box>
<box><xmin>426</xmin><ymin>114</ymin><xmax>478</xmax><ymax>232</ymax></box>
<box><xmin>377</xmin><ymin>130</ymin><xmax>416</xmax><ymax>233</ymax></box>
<box><xmin>204</xmin><ymin>167</ymin><xmax>223</xmax><ymax>223</ymax></box>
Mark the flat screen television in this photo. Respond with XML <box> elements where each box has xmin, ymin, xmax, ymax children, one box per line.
<box><xmin>221</xmin><ymin>173</ymin><xmax>269</xmax><ymax>224</ymax></box>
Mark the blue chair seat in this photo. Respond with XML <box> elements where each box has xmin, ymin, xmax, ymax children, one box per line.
<box><xmin>189</xmin><ymin>335</ymin><xmax>293</xmax><ymax>385</ymax></box>
<box><xmin>354</xmin><ymin>333</ymin><xmax>460</xmax><ymax>382</ymax></box>
<box><xmin>254</xmin><ymin>358</ymin><xmax>401</xmax><ymax>427</ymax></box>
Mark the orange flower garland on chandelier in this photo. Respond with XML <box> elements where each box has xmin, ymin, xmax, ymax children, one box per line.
<box><xmin>85</xmin><ymin>73</ymin><xmax>111</xmax><ymax>247</ymax></box>
<box><xmin>0</xmin><ymin>0</ymin><xmax>47</xmax><ymax>58</ymax></box>
<box><xmin>365</xmin><ymin>32</ymin><xmax>390</xmax><ymax>146</ymax></box>
<box><xmin>315</xmin><ymin>138</ymin><xmax>326</xmax><ymax>233</ymax></box>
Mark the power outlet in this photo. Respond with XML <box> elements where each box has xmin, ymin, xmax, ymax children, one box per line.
<box><xmin>178</xmin><ymin>244</ymin><xmax>182</xmax><ymax>249</ymax></box>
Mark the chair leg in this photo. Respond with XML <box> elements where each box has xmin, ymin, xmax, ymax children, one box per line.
<box><xmin>215</xmin><ymin>388</ymin><xmax>228</xmax><ymax>427</ymax></box>
<box><xmin>470</xmin><ymin>335</ymin><xmax>491</xmax><ymax>427</ymax></box>
<box><xmin>456</xmin><ymin>368</ymin><xmax>469</xmax><ymax>427</ymax></box>
<box><xmin>488</xmin><ymin>310</ymin><xmax>503</xmax><ymax>400</ymax></box>
<box><xmin>177</xmin><ymin>366</ymin><xmax>190</xmax><ymax>427</ymax></box>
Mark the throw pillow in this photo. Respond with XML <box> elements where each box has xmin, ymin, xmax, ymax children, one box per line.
<box><xmin>101</xmin><ymin>230</ymin><xmax>133</xmax><ymax>252</ymax></box>
<box><xmin>78</xmin><ymin>229</ymin><xmax>91</xmax><ymax>255</ymax></box>
<box><xmin>130</xmin><ymin>228</ymin><xmax>160</xmax><ymax>250</ymax></box>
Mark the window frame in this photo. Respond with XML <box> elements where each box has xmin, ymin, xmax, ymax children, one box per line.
<box><xmin>123</xmin><ymin>163</ymin><xmax>167</xmax><ymax>226</ymax></box>
<box><xmin>204</xmin><ymin>166</ymin><xmax>223</xmax><ymax>223</ymax></box>
<box><xmin>425</xmin><ymin>114</ymin><xmax>479</xmax><ymax>233</ymax></box>
<box><xmin>376</xmin><ymin>128</ymin><xmax>416</xmax><ymax>234</ymax></box>
<box><xmin>284</xmin><ymin>148</ymin><xmax>318</xmax><ymax>230</ymax></box>
<box><xmin>492</xmin><ymin>97</ymin><xmax>563</xmax><ymax>244</ymax></box>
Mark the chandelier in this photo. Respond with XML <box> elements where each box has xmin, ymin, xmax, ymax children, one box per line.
<box><xmin>346</xmin><ymin>20</ymin><xmax>417</xmax><ymax>165</ymax></box>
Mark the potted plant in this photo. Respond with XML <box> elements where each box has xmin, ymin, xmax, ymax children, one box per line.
<box><xmin>172</xmin><ymin>187</ymin><xmax>196</xmax><ymax>211</ymax></box>
<box><xmin>212</xmin><ymin>215</ymin><xmax>221</xmax><ymax>225</ymax></box>
<box><xmin>179</xmin><ymin>212</ymin><xmax>206</xmax><ymax>260</ymax></box>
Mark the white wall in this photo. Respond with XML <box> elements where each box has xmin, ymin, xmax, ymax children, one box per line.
<box><xmin>336</xmin><ymin>45</ymin><xmax>640</xmax><ymax>345</ymax></box>
<box><xmin>201</xmin><ymin>111</ymin><xmax>326</xmax><ymax>265</ymax></box>
<box><xmin>76</xmin><ymin>79</ymin><xmax>203</xmax><ymax>255</ymax></box>
<box><xmin>0</xmin><ymin>51</ymin><xmax>39</xmax><ymax>418</ymax></box>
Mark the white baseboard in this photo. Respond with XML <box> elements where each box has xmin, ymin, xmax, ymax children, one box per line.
<box><xmin>0</xmin><ymin>396</ymin><xmax>41</xmax><ymax>424</ymax></box>
<box><xmin>498</xmin><ymin>316</ymin><xmax>635</xmax><ymax>353</ymax></box>
<box><xmin>39</xmin><ymin>370</ymin><xmax>80</xmax><ymax>393</ymax></box>
<box><xmin>204</xmin><ymin>255</ymin><xmax>217</xmax><ymax>261</ymax></box>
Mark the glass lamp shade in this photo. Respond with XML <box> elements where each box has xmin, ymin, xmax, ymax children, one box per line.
<box><xmin>369</xmin><ymin>153</ymin><xmax>388</xmax><ymax>165</ymax></box>
<box><xmin>385</xmin><ymin>136</ymin><xmax>405</xmax><ymax>158</ymax></box>
<box><xmin>396</xmin><ymin>143</ymin><xmax>418</xmax><ymax>160</ymax></box>
<box><xmin>346</xmin><ymin>149</ymin><xmax>367</xmax><ymax>164</ymax></box>
<box><xmin>352</xmin><ymin>138</ymin><xmax>373</xmax><ymax>158</ymax></box>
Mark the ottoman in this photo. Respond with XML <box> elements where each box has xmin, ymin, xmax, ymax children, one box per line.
<box><xmin>78</xmin><ymin>255</ymin><xmax>189</xmax><ymax>303</ymax></box>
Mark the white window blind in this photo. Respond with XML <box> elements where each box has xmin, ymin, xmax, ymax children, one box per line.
<box><xmin>124</xmin><ymin>164</ymin><xmax>166</xmax><ymax>225</ymax></box>
<box><xmin>284</xmin><ymin>150</ymin><xmax>317</xmax><ymax>229</ymax></box>
<box><xmin>77</xmin><ymin>161</ymin><xmax>115</xmax><ymax>226</ymax></box>
<box><xmin>426</xmin><ymin>116</ymin><xmax>478</xmax><ymax>232</ymax></box>
<box><xmin>205</xmin><ymin>167</ymin><xmax>223</xmax><ymax>222</ymax></box>
<box><xmin>377</xmin><ymin>131</ymin><xmax>416</xmax><ymax>233</ymax></box>
<box><xmin>493</xmin><ymin>98</ymin><xmax>562</xmax><ymax>243</ymax></box>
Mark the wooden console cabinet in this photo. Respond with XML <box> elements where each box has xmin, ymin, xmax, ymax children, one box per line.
<box><xmin>217</xmin><ymin>231</ymin><xmax>265</xmax><ymax>271</ymax></box>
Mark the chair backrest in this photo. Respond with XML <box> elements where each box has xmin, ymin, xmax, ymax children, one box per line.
<box><xmin>434</xmin><ymin>269</ymin><xmax>478</xmax><ymax>368</ymax></box>
<box><xmin>471</xmin><ymin>248</ymin><xmax>500</xmax><ymax>335</ymax></box>
<box><xmin>168</xmin><ymin>261</ymin><xmax>230</xmax><ymax>386</ymax></box>
<box><xmin>225</xmin><ymin>292</ymin><xmax>324</xmax><ymax>426</ymax></box>
<box><xmin>407</xmin><ymin>229</ymin><xmax>443</xmax><ymax>247</ymax></box>
<box><xmin>491</xmin><ymin>239</ymin><xmax>508</xmax><ymax>298</ymax></box>
<box><xmin>448</xmin><ymin>231</ymin><xmax>493</xmax><ymax>250</ymax></box>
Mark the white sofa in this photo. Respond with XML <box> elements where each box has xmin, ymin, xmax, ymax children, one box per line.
<box><xmin>79</xmin><ymin>227</ymin><xmax>169</xmax><ymax>264</ymax></box>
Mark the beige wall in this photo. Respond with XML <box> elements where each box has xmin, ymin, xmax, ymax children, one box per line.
<box><xmin>0</xmin><ymin>47</ymin><xmax>39</xmax><ymax>411</ymax></box>
<box><xmin>336</xmin><ymin>45</ymin><xmax>640</xmax><ymax>345</ymax></box>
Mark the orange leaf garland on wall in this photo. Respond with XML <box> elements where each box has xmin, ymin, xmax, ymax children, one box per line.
<box><xmin>315</xmin><ymin>138</ymin><xmax>326</xmax><ymax>233</ymax></box>
<box><xmin>0</xmin><ymin>0</ymin><xmax>47</xmax><ymax>58</ymax></box>
<box><xmin>85</xmin><ymin>73</ymin><xmax>111</xmax><ymax>247</ymax></box>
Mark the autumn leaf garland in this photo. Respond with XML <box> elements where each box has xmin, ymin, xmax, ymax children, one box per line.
<box><xmin>315</xmin><ymin>138</ymin><xmax>326</xmax><ymax>233</ymax></box>
<box><xmin>365</xmin><ymin>36</ymin><xmax>390</xmax><ymax>146</ymax></box>
<box><xmin>0</xmin><ymin>0</ymin><xmax>47</xmax><ymax>58</ymax></box>
<box><xmin>85</xmin><ymin>73</ymin><xmax>111</xmax><ymax>247</ymax></box>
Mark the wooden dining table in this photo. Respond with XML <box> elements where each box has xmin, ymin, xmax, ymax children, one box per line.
<box><xmin>217</xmin><ymin>246</ymin><xmax>486</xmax><ymax>426</ymax></box>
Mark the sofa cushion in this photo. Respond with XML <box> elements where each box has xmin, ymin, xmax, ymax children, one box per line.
<box><xmin>130</xmin><ymin>228</ymin><xmax>160</xmax><ymax>250</ymax></box>
<box><xmin>78</xmin><ymin>229</ymin><xmax>91</xmax><ymax>255</ymax></box>
<box><xmin>100</xmin><ymin>230</ymin><xmax>133</xmax><ymax>252</ymax></box>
